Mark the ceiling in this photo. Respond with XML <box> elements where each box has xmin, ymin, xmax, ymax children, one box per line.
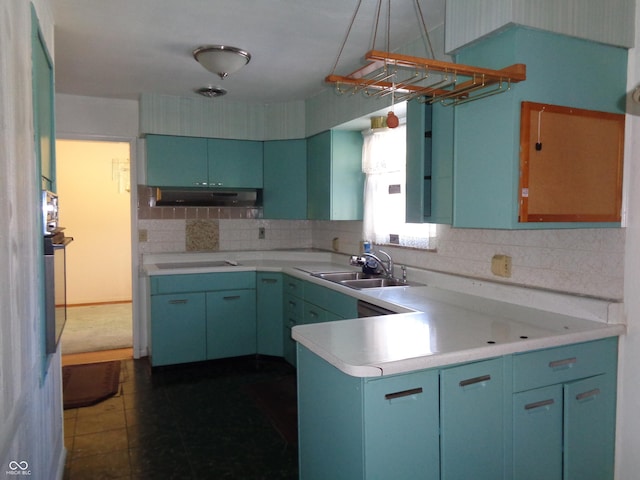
<box><xmin>52</xmin><ymin>0</ymin><xmax>446</xmax><ymax>104</ymax></box>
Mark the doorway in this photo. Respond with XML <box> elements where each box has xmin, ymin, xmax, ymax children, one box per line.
<box><xmin>56</xmin><ymin>139</ymin><xmax>133</xmax><ymax>355</ymax></box>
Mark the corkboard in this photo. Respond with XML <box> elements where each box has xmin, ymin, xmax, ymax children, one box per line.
<box><xmin>519</xmin><ymin>102</ymin><xmax>624</xmax><ymax>223</ymax></box>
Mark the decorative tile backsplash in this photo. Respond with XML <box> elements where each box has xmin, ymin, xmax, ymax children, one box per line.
<box><xmin>137</xmin><ymin>183</ymin><xmax>625</xmax><ymax>300</ymax></box>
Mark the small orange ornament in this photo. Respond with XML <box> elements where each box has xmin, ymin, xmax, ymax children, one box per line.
<box><xmin>386</xmin><ymin>111</ymin><xmax>399</xmax><ymax>128</ymax></box>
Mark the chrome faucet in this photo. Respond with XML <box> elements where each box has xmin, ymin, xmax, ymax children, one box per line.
<box><xmin>350</xmin><ymin>250</ymin><xmax>394</xmax><ymax>278</ymax></box>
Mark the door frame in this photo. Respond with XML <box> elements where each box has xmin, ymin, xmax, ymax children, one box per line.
<box><xmin>55</xmin><ymin>134</ymin><xmax>143</xmax><ymax>358</ymax></box>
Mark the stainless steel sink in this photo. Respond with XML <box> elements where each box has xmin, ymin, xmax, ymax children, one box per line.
<box><xmin>312</xmin><ymin>271</ymin><xmax>377</xmax><ymax>282</ymax></box>
<box><xmin>340</xmin><ymin>277</ymin><xmax>417</xmax><ymax>289</ymax></box>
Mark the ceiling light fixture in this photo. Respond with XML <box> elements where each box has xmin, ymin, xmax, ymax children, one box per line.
<box><xmin>195</xmin><ymin>86</ymin><xmax>227</xmax><ymax>98</ymax></box>
<box><xmin>193</xmin><ymin>45</ymin><xmax>251</xmax><ymax>79</ymax></box>
<box><xmin>326</xmin><ymin>0</ymin><xmax>526</xmax><ymax>106</ymax></box>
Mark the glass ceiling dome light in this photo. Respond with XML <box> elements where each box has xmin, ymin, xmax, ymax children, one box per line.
<box><xmin>193</xmin><ymin>45</ymin><xmax>251</xmax><ymax>79</ymax></box>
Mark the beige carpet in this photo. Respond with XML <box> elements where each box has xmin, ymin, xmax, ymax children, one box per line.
<box><xmin>61</xmin><ymin>303</ymin><xmax>132</xmax><ymax>354</ymax></box>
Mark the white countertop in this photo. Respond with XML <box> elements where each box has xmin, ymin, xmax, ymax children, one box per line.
<box><xmin>142</xmin><ymin>251</ymin><xmax>626</xmax><ymax>378</ymax></box>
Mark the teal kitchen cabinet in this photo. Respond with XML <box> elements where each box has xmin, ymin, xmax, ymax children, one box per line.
<box><xmin>207</xmin><ymin>138</ymin><xmax>263</xmax><ymax>188</ymax></box>
<box><xmin>256</xmin><ymin>272</ymin><xmax>283</xmax><ymax>356</ymax></box>
<box><xmin>146</xmin><ymin>134</ymin><xmax>263</xmax><ymax>188</ymax></box>
<box><xmin>453</xmin><ymin>27</ymin><xmax>627</xmax><ymax>229</ymax></box>
<box><xmin>405</xmin><ymin>99</ymin><xmax>454</xmax><ymax>225</ymax></box>
<box><xmin>283</xmin><ymin>275</ymin><xmax>305</xmax><ymax>366</ymax></box>
<box><xmin>206</xmin><ymin>288</ymin><xmax>256</xmax><ymax>359</ymax></box>
<box><xmin>440</xmin><ymin>357</ymin><xmax>505</xmax><ymax>480</ymax></box>
<box><xmin>307</xmin><ymin>130</ymin><xmax>364</xmax><ymax>220</ymax></box>
<box><xmin>297</xmin><ymin>345</ymin><xmax>440</xmax><ymax>480</ymax></box>
<box><xmin>149</xmin><ymin>271</ymin><xmax>256</xmax><ymax>366</ymax></box>
<box><xmin>512</xmin><ymin>337</ymin><xmax>617</xmax><ymax>480</ymax></box>
<box><xmin>146</xmin><ymin>134</ymin><xmax>208</xmax><ymax>187</ymax></box>
<box><xmin>263</xmin><ymin>139</ymin><xmax>307</xmax><ymax>219</ymax></box>
<box><xmin>303</xmin><ymin>281</ymin><xmax>357</xmax><ymax>323</ymax></box>
<box><xmin>150</xmin><ymin>292</ymin><xmax>207</xmax><ymax>366</ymax></box>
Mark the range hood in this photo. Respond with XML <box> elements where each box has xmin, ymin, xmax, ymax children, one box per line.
<box><xmin>153</xmin><ymin>187</ymin><xmax>262</xmax><ymax>207</ymax></box>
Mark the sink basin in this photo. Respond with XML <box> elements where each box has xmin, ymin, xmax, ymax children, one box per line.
<box><xmin>312</xmin><ymin>271</ymin><xmax>377</xmax><ymax>282</ymax></box>
<box><xmin>340</xmin><ymin>277</ymin><xmax>421</xmax><ymax>289</ymax></box>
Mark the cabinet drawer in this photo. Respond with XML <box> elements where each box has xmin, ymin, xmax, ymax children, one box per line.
<box><xmin>284</xmin><ymin>292</ymin><xmax>304</xmax><ymax>318</ymax></box>
<box><xmin>150</xmin><ymin>272</ymin><xmax>255</xmax><ymax>294</ymax></box>
<box><xmin>513</xmin><ymin>338</ymin><xmax>618</xmax><ymax>393</ymax></box>
<box><xmin>305</xmin><ymin>282</ymin><xmax>358</xmax><ymax>319</ymax></box>
<box><xmin>283</xmin><ymin>275</ymin><xmax>304</xmax><ymax>297</ymax></box>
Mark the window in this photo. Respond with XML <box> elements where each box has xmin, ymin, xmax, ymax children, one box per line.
<box><xmin>362</xmin><ymin>124</ymin><xmax>436</xmax><ymax>249</ymax></box>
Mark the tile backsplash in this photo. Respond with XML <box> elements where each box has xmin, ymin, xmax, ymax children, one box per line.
<box><xmin>137</xmin><ymin>184</ymin><xmax>625</xmax><ymax>300</ymax></box>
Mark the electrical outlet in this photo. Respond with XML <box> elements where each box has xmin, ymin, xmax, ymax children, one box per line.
<box><xmin>258</xmin><ymin>227</ymin><xmax>265</xmax><ymax>239</ymax></box>
<box><xmin>491</xmin><ymin>254</ymin><xmax>512</xmax><ymax>277</ymax></box>
<box><xmin>138</xmin><ymin>229</ymin><xmax>148</xmax><ymax>242</ymax></box>
<box><xmin>332</xmin><ymin>237</ymin><xmax>340</xmax><ymax>251</ymax></box>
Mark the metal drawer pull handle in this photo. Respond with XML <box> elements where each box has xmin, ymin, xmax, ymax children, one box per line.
<box><xmin>459</xmin><ymin>374</ymin><xmax>491</xmax><ymax>387</ymax></box>
<box><xmin>309</xmin><ymin>310</ymin><xmax>318</xmax><ymax>317</ymax></box>
<box><xmin>168</xmin><ymin>299</ymin><xmax>188</xmax><ymax>304</ymax></box>
<box><xmin>261</xmin><ymin>278</ymin><xmax>278</xmax><ymax>284</ymax></box>
<box><xmin>288</xmin><ymin>301</ymin><xmax>297</xmax><ymax>307</ymax></box>
<box><xmin>576</xmin><ymin>388</ymin><xmax>601</xmax><ymax>401</ymax></box>
<box><xmin>223</xmin><ymin>295</ymin><xmax>241</xmax><ymax>300</ymax></box>
<box><xmin>525</xmin><ymin>399</ymin><xmax>555</xmax><ymax>410</ymax></box>
<box><xmin>548</xmin><ymin>357</ymin><xmax>577</xmax><ymax>368</ymax></box>
<box><xmin>385</xmin><ymin>387</ymin><xmax>423</xmax><ymax>400</ymax></box>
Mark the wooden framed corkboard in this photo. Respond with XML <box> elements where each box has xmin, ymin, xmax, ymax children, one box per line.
<box><xmin>519</xmin><ymin>102</ymin><xmax>624</xmax><ymax>223</ymax></box>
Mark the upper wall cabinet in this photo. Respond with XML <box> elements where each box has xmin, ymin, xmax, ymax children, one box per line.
<box><xmin>146</xmin><ymin>134</ymin><xmax>263</xmax><ymax>189</ymax></box>
<box><xmin>307</xmin><ymin>130</ymin><xmax>364</xmax><ymax>221</ymax></box>
<box><xmin>405</xmin><ymin>99</ymin><xmax>454</xmax><ymax>225</ymax></box>
<box><xmin>452</xmin><ymin>27</ymin><xmax>627</xmax><ymax>229</ymax></box>
<box><xmin>263</xmin><ymin>139</ymin><xmax>307</xmax><ymax>219</ymax></box>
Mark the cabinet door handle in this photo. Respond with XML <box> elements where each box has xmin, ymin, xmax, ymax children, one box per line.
<box><xmin>385</xmin><ymin>387</ymin><xmax>423</xmax><ymax>400</ymax></box>
<box><xmin>288</xmin><ymin>300</ymin><xmax>297</xmax><ymax>308</ymax></box>
<box><xmin>261</xmin><ymin>278</ymin><xmax>278</xmax><ymax>284</ymax></box>
<box><xmin>459</xmin><ymin>374</ymin><xmax>491</xmax><ymax>387</ymax></box>
<box><xmin>576</xmin><ymin>388</ymin><xmax>601</xmax><ymax>401</ymax></box>
<box><xmin>548</xmin><ymin>357</ymin><xmax>577</xmax><ymax>369</ymax></box>
<box><xmin>223</xmin><ymin>295</ymin><xmax>241</xmax><ymax>301</ymax></box>
<box><xmin>308</xmin><ymin>310</ymin><xmax>319</xmax><ymax>318</ymax></box>
<box><xmin>525</xmin><ymin>399</ymin><xmax>555</xmax><ymax>411</ymax></box>
<box><xmin>168</xmin><ymin>299</ymin><xmax>188</xmax><ymax>304</ymax></box>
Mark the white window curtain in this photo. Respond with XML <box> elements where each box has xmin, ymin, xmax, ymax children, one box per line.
<box><xmin>362</xmin><ymin>126</ymin><xmax>406</xmax><ymax>245</ymax></box>
<box><xmin>362</xmin><ymin>125</ymin><xmax>437</xmax><ymax>249</ymax></box>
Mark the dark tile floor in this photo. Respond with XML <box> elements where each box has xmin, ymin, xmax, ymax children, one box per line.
<box><xmin>63</xmin><ymin>355</ymin><xmax>299</xmax><ymax>479</ymax></box>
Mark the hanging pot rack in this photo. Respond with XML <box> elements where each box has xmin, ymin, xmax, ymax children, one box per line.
<box><xmin>325</xmin><ymin>0</ymin><xmax>526</xmax><ymax>106</ymax></box>
<box><xmin>326</xmin><ymin>50</ymin><xmax>526</xmax><ymax>106</ymax></box>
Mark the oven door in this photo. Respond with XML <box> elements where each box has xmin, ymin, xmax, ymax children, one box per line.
<box><xmin>44</xmin><ymin>236</ymin><xmax>72</xmax><ymax>354</ymax></box>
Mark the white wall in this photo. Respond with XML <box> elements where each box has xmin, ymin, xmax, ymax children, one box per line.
<box><xmin>0</xmin><ymin>0</ymin><xmax>66</xmax><ymax>478</ymax></box>
<box><xmin>617</xmin><ymin>2</ymin><xmax>640</xmax><ymax>476</ymax></box>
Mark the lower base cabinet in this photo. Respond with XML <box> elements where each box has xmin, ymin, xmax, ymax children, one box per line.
<box><xmin>440</xmin><ymin>357</ymin><xmax>505</xmax><ymax>480</ymax></box>
<box><xmin>297</xmin><ymin>337</ymin><xmax>618</xmax><ymax>480</ymax></box>
<box><xmin>149</xmin><ymin>272</ymin><xmax>256</xmax><ymax>366</ymax></box>
<box><xmin>206</xmin><ymin>289</ymin><xmax>256</xmax><ymax>359</ymax></box>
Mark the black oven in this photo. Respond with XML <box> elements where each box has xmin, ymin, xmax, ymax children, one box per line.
<box><xmin>44</xmin><ymin>235</ymin><xmax>72</xmax><ymax>354</ymax></box>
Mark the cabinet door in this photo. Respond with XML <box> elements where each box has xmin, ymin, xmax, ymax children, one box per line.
<box><xmin>207</xmin><ymin>138</ymin><xmax>263</xmax><ymax>188</ymax></box>
<box><xmin>256</xmin><ymin>273</ymin><xmax>283</xmax><ymax>356</ymax></box>
<box><xmin>146</xmin><ymin>135</ymin><xmax>208</xmax><ymax>187</ymax></box>
<box><xmin>405</xmin><ymin>100</ymin><xmax>454</xmax><ymax>224</ymax></box>
<box><xmin>263</xmin><ymin>139</ymin><xmax>307</xmax><ymax>219</ymax></box>
<box><xmin>564</xmin><ymin>374</ymin><xmax>616</xmax><ymax>480</ymax></box>
<box><xmin>513</xmin><ymin>385</ymin><xmax>563</xmax><ymax>480</ymax></box>
<box><xmin>206</xmin><ymin>289</ymin><xmax>256</xmax><ymax>359</ymax></box>
<box><xmin>307</xmin><ymin>131</ymin><xmax>332</xmax><ymax>220</ymax></box>
<box><xmin>150</xmin><ymin>293</ymin><xmax>206</xmax><ymax>366</ymax></box>
<box><xmin>364</xmin><ymin>369</ymin><xmax>440</xmax><ymax>480</ymax></box>
<box><xmin>307</xmin><ymin>130</ymin><xmax>363</xmax><ymax>220</ymax></box>
<box><xmin>440</xmin><ymin>357</ymin><xmax>505</xmax><ymax>480</ymax></box>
